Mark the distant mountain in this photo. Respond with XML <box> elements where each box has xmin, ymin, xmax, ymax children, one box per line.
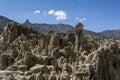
<box><xmin>99</xmin><ymin>30</ymin><xmax>120</xmax><ymax>39</ymax></box>
<box><xmin>23</xmin><ymin>19</ymin><xmax>74</xmax><ymax>34</ymax></box>
<box><xmin>0</xmin><ymin>15</ymin><xmax>120</xmax><ymax>39</ymax></box>
<box><xmin>0</xmin><ymin>16</ymin><xmax>18</xmax><ymax>28</ymax></box>
<box><xmin>83</xmin><ymin>30</ymin><xmax>101</xmax><ymax>37</ymax></box>
<box><xmin>23</xmin><ymin>19</ymin><xmax>100</xmax><ymax>36</ymax></box>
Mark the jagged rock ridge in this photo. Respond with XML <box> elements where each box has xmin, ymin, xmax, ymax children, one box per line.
<box><xmin>0</xmin><ymin>22</ymin><xmax>119</xmax><ymax>80</ymax></box>
<box><xmin>23</xmin><ymin>19</ymin><xmax>74</xmax><ymax>34</ymax></box>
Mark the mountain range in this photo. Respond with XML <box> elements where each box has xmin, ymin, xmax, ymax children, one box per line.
<box><xmin>0</xmin><ymin>15</ymin><xmax>120</xmax><ymax>39</ymax></box>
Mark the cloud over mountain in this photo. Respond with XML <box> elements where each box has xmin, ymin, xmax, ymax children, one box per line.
<box><xmin>48</xmin><ymin>10</ymin><xmax>67</xmax><ymax>21</ymax></box>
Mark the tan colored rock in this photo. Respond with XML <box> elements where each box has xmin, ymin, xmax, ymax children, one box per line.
<box><xmin>96</xmin><ymin>44</ymin><xmax>120</xmax><ymax>80</ymax></box>
<box><xmin>47</xmin><ymin>66</ymin><xmax>55</xmax><ymax>74</ymax></box>
<box><xmin>36</xmin><ymin>55</ymin><xmax>45</xmax><ymax>65</ymax></box>
<box><xmin>6</xmin><ymin>65</ymin><xmax>18</xmax><ymax>71</ymax></box>
<box><xmin>28</xmin><ymin>64</ymin><xmax>47</xmax><ymax>75</ymax></box>
<box><xmin>18</xmin><ymin>65</ymin><xmax>28</xmax><ymax>72</ymax></box>
<box><xmin>50</xmin><ymin>47</ymin><xmax>63</xmax><ymax>59</ymax></box>
<box><xmin>74</xmin><ymin>23</ymin><xmax>83</xmax><ymax>52</ymax></box>
<box><xmin>36</xmin><ymin>72</ymin><xmax>45</xmax><ymax>80</ymax></box>
<box><xmin>0</xmin><ymin>22</ymin><xmax>120</xmax><ymax>80</ymax></box>
<box><xmin>2</xmin><ymin>22</ymin><xmax>19</xmax><ymax>43</ymax></box>
<box><xmin>15</xmin><ymin>75</ymin><xmax>26</xmax><ymax>80</ymax></box>
<box><xmin>48</xmin><ymin>71</ymin><xmax>56</xmax><ymax>80</ymax></box>
<box><xmin>23</xmin><ymin>52</ymin><xmax>37</xmax><ymax>68</ymax></box>
<box><xmin>0</xmin><ymin>54</ymin><xmax>8</xmax><ymax>70</ymax></box>
<box><xmin>63</xmin><ymin>46</ymin><xmax>75</xmax><ymax>59</ymax></box>
<box><xmin>60</xmin><ymin>71</ymin><xmax>71</xmax><ymax>80</ymax></box>
<box><xmin>44</xmin><ymin>73</ymin><xmax>49</xmax><ymax>80</ymax></box>
<box><xmin>48</xmin><ymin>32</ymin><xmax>60</xmax><ymax>52</ymax></box>
<box><xmin>62</xmin><ymin>63</ymin><xmax>72</xmax><ymax>74</ymax></box>
<box><xmin>86</xmin><ymin>53</ymin><xmax>94</xmax><ymax>63</ymax></box>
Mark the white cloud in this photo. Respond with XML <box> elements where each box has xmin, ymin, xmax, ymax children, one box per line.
<box><xmin>76</xmin><ymin>17</ymin><xmax>87</xmax><ymax>22</ymax></box>
<box><xmin>48</xmin><ymin>10</ymin><xmax>55</xmax><ymax>15</ymax></box>
<box><xmin>55</xmin><ymin>11</ymin><xmax>67</xmax><ymax>21</ymax></box>
<box><xmin>48</xmin><ymin>10</ymin><xmax>67</xmax><ymax>21</ymax></box>
<box><xmin>33</xmin><ymin>10</ymin><xmax>40</xmax><ymax>14</ymax></box>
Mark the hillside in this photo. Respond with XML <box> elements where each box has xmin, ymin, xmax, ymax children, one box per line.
<box><xmin>99</xmin><ymin>30</ymin><xmax>120</xmax><ymax>39</ymax></box>
<box><xmin>23</xmin><ymin>19</ymin><xmax>74</xmax><ymax>34</ymax></box>
<box><xmin>0</xmin><ymin>16</ymin><xmax>18</xmax><ymax>28</ymax></box>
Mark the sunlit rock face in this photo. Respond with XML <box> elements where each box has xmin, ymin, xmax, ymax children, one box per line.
<box><xmin>2</xmin><ymin>22</ymin><xmax>19</xmax><ymax>43</ymax></box>
<box><xmin>74</xmin><ymin>23</ymin><xmax>83</xmax><ymax>52</ymax></box>
<box><xmin>0</xmin><ymin>22</ymin><xmax>119</xmax><ymax>80</ymax></box>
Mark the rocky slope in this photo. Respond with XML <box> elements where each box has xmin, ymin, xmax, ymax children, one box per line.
<box><xmin>0</xmin><ymin>22</ymin><xmax>119</xmax><ymax>80</ymax></box>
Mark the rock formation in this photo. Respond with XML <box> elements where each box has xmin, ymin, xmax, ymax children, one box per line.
<box><xmin>2</xmin><ymin>22</ymin><xmax>19</xmax><ymax>43</ymax></box>
<box><xmin>0</xmin><ymin>22</ymin><xmax>119</xmax><ymax>80</ymax></box>
<box><xmin>74</xmin><ymin>23</ymin><xmax>83</xmax><ymax>52</ymax></box>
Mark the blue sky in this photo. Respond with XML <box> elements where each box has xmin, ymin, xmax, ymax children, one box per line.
<box><xmin>0</xmin><ymin>0</ymin><xmax>120</xmax><ymax>32</ymax></box>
